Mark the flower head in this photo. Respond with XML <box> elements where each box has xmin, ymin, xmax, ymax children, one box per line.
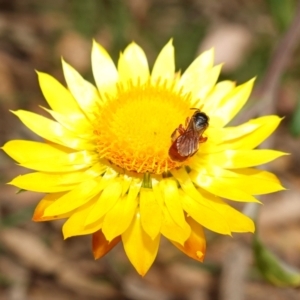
<box><xmin>3</xmin><ymin>40</ymin><xmax>285</xmax><ymax>275</ymax></box>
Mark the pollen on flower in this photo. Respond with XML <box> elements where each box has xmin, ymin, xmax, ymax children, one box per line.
<box><xmin>93</xmin><ymin>80</ymin><xmax>193</xmax><ymax>174</ymax></box>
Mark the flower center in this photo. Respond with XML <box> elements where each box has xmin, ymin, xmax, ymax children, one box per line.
<box><xmin>94</xmin><ymin>80</ymin><xmax>192</xmax><ymax>174</ymax></box>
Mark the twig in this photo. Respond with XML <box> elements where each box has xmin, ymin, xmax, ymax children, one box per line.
<box><xmin>234</xmin><ymin>0</ymin><xmax>300</xmax><ymax>124</ymax></box>
<box><xmin>219</xmin><ymin>2</ymin><xmax>300</xmax><ymax>300</ymax></box>
<box><xmin>219</xmin><ymin>242</ymin><xmax>250</xmax><ymax>300</ymax></box>
<box><xmin>0</xmin><ymin>228</ymin><xmax>120</xmax><ymax>299</ymax></box>
<box><xmin>0</xmin><ymin>257</ymin><xmax>30</xmax><ymax>300</ymax></box>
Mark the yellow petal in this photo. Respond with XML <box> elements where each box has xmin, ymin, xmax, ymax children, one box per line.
<box><xmin>198</xmin><ymin>189</ymin><xmax>255</xmax><ymax>233</ymax></box>
<box><xmin>120</xmin><ymin>174</ymin><xmax>133</xmax><ymax>196</ymax></box>
<box><xmin>230</xmin><ymin>168</ymin><xmax>285</xmax><ymax>195</ymax></box>
<box><xmin>160</xmin><ymin>206</ymin><xmax>191</xmax><ymax>245</ymax></box>
<box><xmin>218</xmin><ymin>116</ymin><xmax>282</xmax><ymax>151</ymax></box>
<box><xmin>193</xmin><ymin>127</ymin><xmax>222</xmax><ymax>154</ymax></box>
<box><xmin>9</xmin><ymin>163</ymin><xmax>105</xmax><ymax>193</ymax></box>
<box><xmin>171</xmin><ymin>168</ymin><xmax>231</xmax><ymax>234</ymax></box>
<box><xmin>85</xmin><ymin>179</ymin><xmax>123</xmax><ymax>226</ymax></box>
<box><xmin>18</xmin><ymin>157</ymin><xmax>94</xmax><ymax>173</ymax></box>
<box><xmin>122</xmin><ymin>210</ymin><xmax>160</xmax><ymax>276</ymax></box>
<box><xmin>172</xmin><ymin>216</ymin><xmax>206</xmax><ymax>262</ymax></box>
<box><xmin>195</xmin><ymin>163</ymin><xmax>283</xmax><ymax>191</ymax></box>
<box><xmin>139</xmin><ymin>188</ymin><xmax>162</xmax><ymax>240</ymax></box>
<box><xmin>92</xmin><ymin>230</ymin><xmax>121</xmax><ymax>259</ymax></box>
<box><xmin>91</xmin><ymin>40</ymin><xmax>118</xmax><ymax>97</ymax></box>
<box><xmin>42</xmin><ymin>107</ymin><xmax>92</xmax><ymax>137</ymax></box>
<box><xmin>62</xmin><ymin>200</ymin><xmax>104</xmax><ymax>238</ymax></box>
<box><xmin>216</xmin><ymin>121</ymin><xmax>261</xmax><ymax>143</ymax></box>
<box><xmin>3</xmin><ymin>140</ymin><xmax>62</xmax><ymax>163</ymax></box>
<box><xmin>192</xmin><ymin>64</ymin><xmax>222</xmax><ymax>106</ymax></box>
<box><xmin>118</xmin><ymin>42</ymin><xmax>149</xmax><ymax>85</ymax></box>
<box><xmin>203</xmin><ymin>115</ymin><xmax>280</xmax><ymax>154</ymax></box>
<box><xmin>210</xmin><ymin>78</ymin><xmax>255</xmax><ymax>127</ymax></box>
<box><xmin>85</xmin><ymin>162</ymin><xmax>107</xmax><ymax>176</ymax></box>
<box><xmin>9</xmin><ymin>172</ymin><xmax>80</xmax><ymax>193</ymax></box>
<box><xmin>202</xmin><ymin>80</ymin><xmax>236</xmax><ymax>112</ymax></box>
<box><xmin>37</xmin><ymin>71</ymin><xmax>81</xmax><ymax>115</ymax></box>
<box><xmin>44</xmin><ymin>179</ymin><xmax>102</xmax><ymax>216</ymax></box>
<box><xmin>151</xmin><ymin>178</ymin><xmax>164</xmax><ymax>207</ymax></box>
<box><xmin>102</xmin><ymin>178</ymin><xmax>141</xmax><ymax>241</ymax></box>
<box><xmin>11</xmin><ymin>110</ymin><xmax>93</xmax><ymax>151</ymax></box>
<box><xmin>190</xmin><ymin>169</ymin><xmax>259</xmax><ymax>202</ymax></box>
<box><xmin>102</xmin><ymin>196</ymin><xmax>136</xmax><ymax>242</ymax></box>
<box><xmin>159</xmin><ymin>178</ymin><xmax>186</xmax><ymax>229</ymax></box>
<box><xmin>180</xmin><ymin>190</ymin><xmax>231</xmax><ymax>235</ymax></box>
<box><xmin>199</xmin><ymin>149</ymin><xmax>287</xmax><ymax>169</ymax></box>
<box><xmin>179</xmin><ymin>48</ymin><xmax>214</xmax><ymax>93</ymax></box>
<box><xmin>223</xmin><ymin>115</ymin><xmax>281</xmax><ymax>142</ymax></box>
<box><xmin>3</xmin><ymin>140</ymin><xmax>96</xmax><ymax>172</ymax></box>
<box><xmin>32</xmin><ymin>192</ymin><xmax>69</xmax><ymax>221</ymax></box>
<box><xmin>62</xmin><ymin>59</ymin><xmax>100</xmax><ymax>119</ymax></box>
<box><xmin>199</xmin><ymin>121</ymin><xmax>260</xmax><ymax>155</ymax></box>
<box><xmin>151</xmin><ymin>39</ymin><xmax>175</xmax><ymax>82</ymax></box>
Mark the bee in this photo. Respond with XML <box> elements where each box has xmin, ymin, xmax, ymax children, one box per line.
<box><xmin>168</xmin><ymin>109</ymin><xmax>209</xmax><ymax>162</ymax></box>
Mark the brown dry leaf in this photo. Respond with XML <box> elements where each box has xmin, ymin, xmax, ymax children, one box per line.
<box><xmin>165</xmin><ymin>262</ymin><xmax>213</xmax><ymax>290</ymax></box>
<box><xmin>259</xmin><ymin>190</ymin><xmax>300</xmax><ymax>228</ymax></box>
<box><xmin>0</xmin><ymin>228</ymin><xmax>119</xmax><ymax>299</ymax></box>
<box><xmin>199</xmin><ymin>24</ymin><xmax>253</xmax><ymax>73</ymax></box>
<box><xmin>0</xmin><ymin>52</ymin><xmax>17</xmax><ymax>103</ymax></box>
<box><xmin>94</xmin><ymin>27</ymin><xmax>114</xmax><ymax>50</ymax></box>
<box><xmin>126</xmin><ymin>0</ymin><xmax>152</xmax><ymax>22</ymax></box>
<box><xmin>55</xmin><ymin>31</ymin><xmax>90</xmax><ymax>73</ymax></box>
<box><xmin>246</xmin><ymin>281</ymin><xmax>300</xmax><ymax>300</ymax></box>
<box><xmin>123</xmin><ymin>273</ymin><xmax>172</xmax><ymax>300</ymax></box>
<box><xmin>0</xmin><ymin>185</ymin><xmax>43</xmax><ymax>210</ymax></box>
<box><xmin>0</xmin><ymin>257</ymin><xmax>29</xmax><ymax>300</ymax></box>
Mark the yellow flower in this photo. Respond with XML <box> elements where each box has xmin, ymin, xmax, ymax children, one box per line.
<box><xmin>3</xmin><ymin>40</ymin><xmax>285</xmax><ymax>276</ymax></box>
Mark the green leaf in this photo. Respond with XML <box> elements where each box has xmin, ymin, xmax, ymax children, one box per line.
<box><xmin>16</xmin><ymin>189</ymin><xmax>27</xmax><ymax>194</ymax></box>
<box><xmin>253</xmin><ymin>234</ymin><xmax>300</xmax><ymax>287</ymax></box>
<box><xmin>267</xmin><ymin>0</ymin><xmax>295</xmax><ymax>32</ymax></box>
<box><xmin>289</xmin><ymin>98</ymin><xmax>300</xmax><ymax>137</ymax></box>
<box><xmin>2</xmin><ymin>206</ymin><xmax>35</xmax><ymax>228</ymax></box>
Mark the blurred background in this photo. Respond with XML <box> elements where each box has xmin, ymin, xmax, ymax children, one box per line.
<box><xmin>1</xmin><ymin>0</ymin><xmax>300</xmax><ymax>299</ymax></box>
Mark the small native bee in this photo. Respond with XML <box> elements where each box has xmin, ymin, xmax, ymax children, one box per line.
<box><xmin>168</xmin><ymin>109</ymin><xmax>209</xmax><ymax>162</ymax></box>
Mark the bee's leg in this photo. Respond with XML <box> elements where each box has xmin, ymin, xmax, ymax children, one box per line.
<box><xmin>185</xmin><ymin>117</ymin><xmax>190</xmax><ymax>128</ymax></box>
<box><xmin>178</xmin><ymin>124</ymin><xmax>185</xmax><ymax>135</ymax></box>
<box><xmin>199</xmin><ymin>136</ymin><xmax>207</xmax><ymax>143</ymax></box>
<box><xmin>171</xmin><ymin>124</ymin><xmax>186</xmax><ymax>141</ymax></box>
<box><xmin>171</xmin><ymin>128</ymin><xmax>179</xmax><ymax>141</ymax></box>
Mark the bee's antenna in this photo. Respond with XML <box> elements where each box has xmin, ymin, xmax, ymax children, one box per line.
<box><xmin>190</xmin><ymin>104</ymin><xmax>204</xmax><ymax>111</ymax></box>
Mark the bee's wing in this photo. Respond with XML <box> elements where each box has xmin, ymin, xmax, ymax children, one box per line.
<box><xmin>176</xmin><ymin>130</ymin><xmax>199</xmax><ymax>157</ymax></box>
